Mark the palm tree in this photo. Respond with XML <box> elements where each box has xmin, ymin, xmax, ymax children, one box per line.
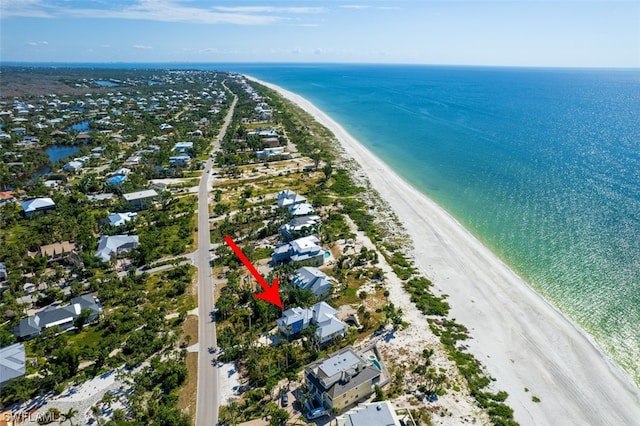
<box><xmin>59</xmin><ymin>407</ymin><xmax>78</xmax><ymax>426</ymax></box>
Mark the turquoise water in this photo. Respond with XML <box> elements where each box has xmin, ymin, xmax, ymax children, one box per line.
<box><xmin>226</xmin><ymin>64</ymin><xmax>640</xmax><ymax>385</ymax></box>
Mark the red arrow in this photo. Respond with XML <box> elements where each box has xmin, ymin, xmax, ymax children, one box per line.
<box><xmin>224</xmin><ymin>235</ymin><xmax>283</xmax><ymax>309</ymax></box>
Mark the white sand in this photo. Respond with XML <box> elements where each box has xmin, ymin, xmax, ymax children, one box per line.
<box><xmin>249</xmin><ymin>77</ymin><xmax>640</xmax><ymax>425</ymax></box>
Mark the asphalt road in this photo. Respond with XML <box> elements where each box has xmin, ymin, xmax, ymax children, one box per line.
<box><xmin>195</xmin><ymin>91</ymin><xmax>237</xmax><ymax>426</ymax></box>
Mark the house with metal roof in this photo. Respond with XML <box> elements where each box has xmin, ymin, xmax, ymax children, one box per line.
<box><xmin>106</xmin><ymin>212</ymin><xmax>137</xmax><ymax>227</ymax></box>
<box><xmin>291</xmin><ymin>266</ymin><xmax>334</xmax><ymax>297</ymax></box>
<box><xmin>277</xmin><ymin>190</ymin><xmax>306</xmax><ymax>208</ymax></box>
<box><xmin>122</xmin><ymin>189</ymin><xmax>158</xmax><ymax>210</ymax></box>
<box><xmin>14</xmin><ymin>295</ymin><xmax>101</xmax><ymax>340</ymax></box>
<box><xmin>279</xmin><ymin>215</ymin><xmax>321</xmax><ymax>242</ymax></box>
<box><xmin>271</xmin><ymin>235</ymin><xmax>325</xmax><ymax>266</ymax></box>
<box><xmin>95</xmin><ymin>235</ymin><xmax>139</xmax><ymax>263</ymax></box>
<box><xmin>277</xmin><ymin>302</ymin><xmax>347</xmax><ymax>344</ymax></box>
<box><xmin>21</xmin><ymin>197</ymin><xmax>55</xmax><ymax>216</ymax></box>
<box><xmin>336</xmin><ymin>401</ymin><xmax>416</xmax><ymax>426</ymax></box>
<box><xmin>305</xmin><ymin>346</ymin><xmax>384</xmax><ymax>413</ymax></box>
<box><xmin>0</xmin><ymin>343</ymin><xmax>25</xmax><ymax>385</ymax></box>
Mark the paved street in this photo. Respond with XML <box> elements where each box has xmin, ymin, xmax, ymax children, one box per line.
<box><xmin>195</xmin><ymin>91</ymin><xmax>237</xmax><ymax>426</ymax></box>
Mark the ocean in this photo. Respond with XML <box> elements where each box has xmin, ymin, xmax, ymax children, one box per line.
<box><xmin>223</xmin><ymin>64</ymin><xmax>640</xmax><ymax>385</ymax></box>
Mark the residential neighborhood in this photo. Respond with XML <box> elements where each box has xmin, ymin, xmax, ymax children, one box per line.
<box><xmin>1</xmin><ymin>67</ymin><xmax>493</xmax><ymax>426</ymax></box>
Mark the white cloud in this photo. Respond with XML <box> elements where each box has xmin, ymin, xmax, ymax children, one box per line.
<box><xmin>26</xmin><ymin>40</ymin><xmax>48</xmax><ymax>46</ymax></box>
<box><xmin>213</xmin><ymin>6</ymin><xmax>324</xmax><ymax>14</ymax></box>
<box><xmin>1</xmin><ymin>0</ymin><xmax>319</xmax><ymax>25</ymax></box>
<box><xmin>0</xmin><ymin>0</ymin><xmax>54</xmax><ymax>18</ymax></box>
<box><xmin>132</xmin><ymin>44</ymin><xmax>153</xmax><ymax>49</ymax></box>
<box><xmin>340</xmin><ymin>5</ymin><xmax>370</xmax><ymax>10</ymax></box>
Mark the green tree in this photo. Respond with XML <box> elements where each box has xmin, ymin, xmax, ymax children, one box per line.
<box><xmin>59</xmin><ymin>407</ymin><xmax>78</xmax><ymax>426</ymax></box>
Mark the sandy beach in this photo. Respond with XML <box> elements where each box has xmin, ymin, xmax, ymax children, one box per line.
<box><xmin>250</xmin><ymin>77</ymin><xmax>640</xmax><ymax>425</ymax></box>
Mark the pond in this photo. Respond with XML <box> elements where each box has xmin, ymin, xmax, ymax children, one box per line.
<box><xmin>45</xmin><ymin>145</ymin><xmax>81</xmax><ymax>163</ymax></box>
<box><xmin>34</xmin><ymin>145</ymin><xmax>82</xmax><ymax>178</ymax></box>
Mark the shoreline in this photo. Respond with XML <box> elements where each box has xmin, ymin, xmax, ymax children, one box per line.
<box><xmin>248</xmin><ymin>76</ymin><xmax>640</xmax><ymax>425</ymax></box>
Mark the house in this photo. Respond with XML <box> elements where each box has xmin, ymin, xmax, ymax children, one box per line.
<box><xmin>256</xmin><ymin>147</ymin><xmax>285</xmax><ymax>159</ymax></box>
<box><xmin>169</xmin><ymin>154</ymin><xmax>191</xmax><ymax>167</ymax></box>
<box><xmin>0</xmin><ymin>191</ymin><xmax>17</xmax><ymax>204</ymax></box>
<box><xmin>106</xmin><ymin>212</ymin><xmax>137</xmax><ymax>227</ymax></box>
<box><xmin>0</xmin><ymin>262</ymin><xmax>7</xmax><ymax>281</ymax></box>
<box><xmin>123</xmin><ymin>189</ymin><xmax>158</xmax><ymax>210</ymax></box>
<box><xmin>336</xmin><ymin>401</ymin><xmax>415</xmax><ymax>426</ymax></box>
<box><xmin>279</xmin><ymin>215</ymin><xmax>321</xmax><ymax>241</ymax></box>
<box><xmin>0</xmin><ymin>343</ymin><xmax>25</xmax><ymax>385</ymax></box>
<box><xmin>107</xmin><ymin>175</ymin><xmax>126</xmax><ymax>185</ymax></box>
<box><xmin>21</xmin><ymin>197</ymin><xmax>55</xmax><ymax>216</ymax></box>
<box><xmin>172</xmin><ymin>141</ymin><xmax>193</xmax><ymax>154</ymax></box>
<box><xmin>277</xmin><ymin>302</ymin><xmax>347</xmax><ymax>344</ymax></box>
<box><xmin>305</xmin><ymin>346</ymin><xmax>383</xmax><ymax>413</ymax></box>
<box><xmin>289</xmin><ymin>202</ymin><xmax>315</xmax><ymax>216</ymax></box>
<box><xmin>277</xmin><ymin>190</ymin><xmax>306</xmax><ymax>208</ymax></box>
<box><xmin>14</xmin><ymin>294</ymin><xmax>101</xmax><ymax>340</ymax></box>
<box><xmin>75</xmin><ymin>132</ymin><xmax>90</xmax><ymax>143</ymax></box>
<box><xmin>63</xmin><ymin>160</ymin><xmax>83</xmax><ymax>172</ymax></box>
<box><xmin>271</xmin><ymin>235</ymin><xmax>325</xmax><ymax>266</ymax></box>
<box><xmin>291</xmin><ymin>266</ymin><xmax>334</xmax><ymax>297</ymax></box>
<box><xmin>95</xmin><ymin>235</ymin><xmax>139</xmax><ymax>262</ymax></box>
<box><xmin>277</xmin><ymin>307</ymin><xmax>312</xmax><ymax>336</ymax></box>
<box><xmin>39</xmin><ymin>241</ymin><xmax>78</xmax><ymax>264</ymax></box>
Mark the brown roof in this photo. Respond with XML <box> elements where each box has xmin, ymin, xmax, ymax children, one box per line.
<box><xmin>39</xmin><ymin>241</ymin><xmax>76</xmax><ymax>258</ymax></box>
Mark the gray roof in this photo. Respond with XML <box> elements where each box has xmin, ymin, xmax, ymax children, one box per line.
<box><xmin>339</xmin><ymin>401</ymin><xmax>399</xmax><ymax>426</ymax></box>
<box><xmin>123</xmin><ymin>189</ymin><xmax>158</xmax><ymax>201</ymax></box>
<box><xmin>15</xmin><ymin>294</ymin><xmax>101</xmax><ymax>339</ymax></box>
<box><xmin>293</xmin><ymin>267</ymin><xmax>334</xmax><ymax>297</ymax></box>
<box><xmin>306</xmin><ymin>346</ymin><xmax>382</xmax><ymax>400</ymax></box>
<box><xmin>0</xmin><ymin>343</ymin><xmax>26</xmax><ymax>384</ymax></box>
<box><xmin>95</xmin><ymin>235</ymin><xmax>139</xmax><ymax>262</ymax></box>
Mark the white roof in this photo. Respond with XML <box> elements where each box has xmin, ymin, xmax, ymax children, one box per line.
<box><xmin>123</xmin><ymin>189</ymin><xmax>158</xmax><ymax>201</ymax></box>
<box><xmin>290</xmin><ymin>235</ymin><xmax>321</xmax><ymax>254</ymax></box>
<box><xmin>289</xmin><ymin>203</ymin><xmax>315</xmax><ymax>216</ymax></box>
<box><xmin>107</xmin><ymin>212</ymin><xmax>137</xmax><ymax>226</ymax></box>
<box><xmin>22</xmin><ymin>197</ymin><xmax>55</xmax><ymax>213</ymax></box>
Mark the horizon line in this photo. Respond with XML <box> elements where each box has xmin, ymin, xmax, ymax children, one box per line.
<box><xmin>1</xmin><ymin>61</ymin><xmax>638</xmax><ymax>71</ymax></box>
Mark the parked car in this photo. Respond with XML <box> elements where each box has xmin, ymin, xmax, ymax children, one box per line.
<box><xmin>306</xmin><ymin>407</ymin><xmax>328</xmax><ymax>420</ymax></box>
<box><xmin>281</xmin><ymin>392</ymin><xmax>289</xmax><ymax>407</ymax></box>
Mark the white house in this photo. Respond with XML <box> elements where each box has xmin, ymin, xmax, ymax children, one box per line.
<box><xmin>279</xmin><ymin>215</ymin><xmax>321</xmax><ymax>241</ymax></box>
<box><xmin>277</xmin><ymin>190</ymin><xmax>306</xmax><ymax>208</ymax></box>
<box><xmin>63</xmin><ymin>160</ymin><xmax>83</xmax><ymax>172</ymax></box>
<box><xmin>256</xmin><ymin>147</ymin><xmax>285</xmax><ymax>159</ymax></box>
<box><xmin>106</xmin><ymin>212</ymin><xmax>137</xmax><ymax>227</ymax></box>
<box><xmin>272</xmin><ymin>235</ymin><xmax>325</xmax><ymax>266</ymax></box>
<box><xmin>291</xmin><ymin>266</ymin><xmax>335</xmax><ymax>297</ymax></box>
<box><xmin>95</xmin><ymin>235</ymin><xmax>139</xmax><ymax>262</ymax></box>
<box><xmin>21</xmin><ymin>197</ymin><xmax>56</xmax><ymax>216</ymax></box>
<box><xmin>123</xmin><ymin>189</ymin><xmax>158</xmax><ymax>210</ymax></box>
<box><xmin>172</xmin><ymin>141</ymin><xmax>193</xmax><ymax>154</ymax></box>
<box><xmin>289</xmin><ymin>202</ymin><xmax>315</xmax><ymax>216</ymax></box>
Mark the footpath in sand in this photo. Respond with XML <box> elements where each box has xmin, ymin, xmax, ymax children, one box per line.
<box><xmin>249</xmin><ymin>77</ymin><xmax>640</xmax><ymax>426</ymax></box>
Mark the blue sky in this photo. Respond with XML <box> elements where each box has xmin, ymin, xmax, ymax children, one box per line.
<box><xmin>1</xmin><ymin>1</ymin><xmax>638</xmax><ymax>67</ymax></box>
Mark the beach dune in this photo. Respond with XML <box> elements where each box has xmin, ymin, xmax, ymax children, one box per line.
<box><xmin>251</xmin><ymin>77</ymin><xmax>640</xmax><ymax>426</ymax></box>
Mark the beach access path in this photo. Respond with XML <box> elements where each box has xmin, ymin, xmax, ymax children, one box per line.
<box><xmin>249</xmin><ymin>77</ymin><xmax>640</xmax><ymax>426</ymax></box>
